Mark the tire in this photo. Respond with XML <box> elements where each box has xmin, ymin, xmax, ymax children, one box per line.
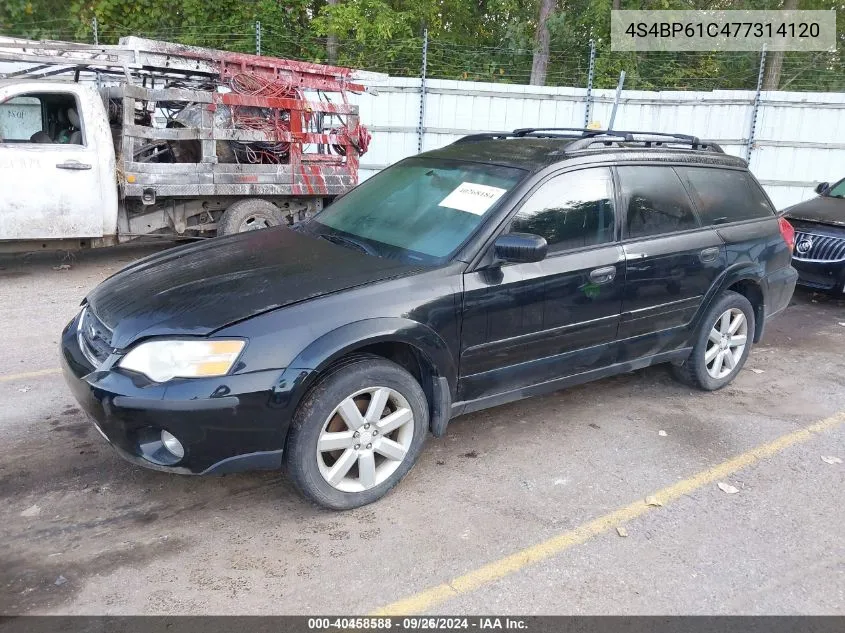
<box><xmin>285</xmin><ymin>355</ymin><xmax>429</xmax><ymax>510</ymax></box>
<box><xmin>217</xmin><ymin>198</ymin><xmax>287</xmax><ymax>236</ymax></box>
<box><xmin>672</xmin><ymin>290</ymin><xmax>755</xmax><ymax>391</ymax></box>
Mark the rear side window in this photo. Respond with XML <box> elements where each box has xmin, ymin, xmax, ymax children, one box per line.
<box><xmin>511</xmin><ymin>167</ymin><xmax>615</xmax><ymax>253</ymax></box>
<box><xmin>618</xmin><ymin>166</ymin><xmax>699</xmax><ymax>239</ymax></box>
<box><xmin>677</xmin><ymin>167</ymin><xmax>775</xmax><ymax>224</ymax></box>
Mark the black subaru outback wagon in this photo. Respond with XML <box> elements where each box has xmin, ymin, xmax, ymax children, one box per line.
<box><xmin>61</xmin><ymin>128</ymin><xmax>798</xmax><ymax>509</ymax></box>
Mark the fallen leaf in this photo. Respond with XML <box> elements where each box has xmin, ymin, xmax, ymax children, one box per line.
<box><xmin>645</xmin><ymin>495</ymin><xmax>662</xmax><ymax>507</ymax></box>
<box><xmin>658</xmin><ymin>430</ymin><xmax>667</xmax><ymax>437</ymax></box>
<box><xmin>20</xmin><ymin>504</ymin><xmax>41</xmax><ymax>517</ymax></box>
<box><xmin>54</xmin><ymin>575</ymin><xmax>67</xmax><ymax>586</ymax></box>
<box><xmin>616</xmin><ymin>526</ymin><xmax>628</xmax><ymax>537</ymax></box>
<box><xmin>749</xmin><ymin>368</ymin><xmax>765</xmax><ymax>374</ymax></box>
<box><xmin>52</xmin><ymin>264</ymin><xmax>71</xmax><ymax>271</ymax></box>
<box><xmin>717</xmin><ymin>482</ymin><xmax>739</xmax><ymax>494</ymax></box>
<box><xmin>821</xmin><ymin>455</ymin><xmax>842</xmax><ymax>465</ymax></box>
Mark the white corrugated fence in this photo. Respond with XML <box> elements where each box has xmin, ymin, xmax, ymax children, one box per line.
<box><xmin>351</xmin><ymin>77</ymin><xmax>845</xmax><ymax>210</ymax></box>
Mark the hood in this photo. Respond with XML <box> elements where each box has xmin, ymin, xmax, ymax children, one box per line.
<box><xmin>783</xmin><ymin>195</ymin><xmax>845</xmax><ymax>227</ymax></box>
<box><xmin>87</xmin><ymin>227</ymin><xmax>422</xmax><ymax>348</ymax></box>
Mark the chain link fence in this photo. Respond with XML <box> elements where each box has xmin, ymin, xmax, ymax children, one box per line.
<box><xmin>2</xmin><ymin>19</ymin><xmax>843</xmax><ymax>93</ymax></box>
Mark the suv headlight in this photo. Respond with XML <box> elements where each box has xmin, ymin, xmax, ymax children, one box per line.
<box><xmin>118</xmin><ymin>339</ymin><xmax>246</xmax><ymax>383</ymax></box>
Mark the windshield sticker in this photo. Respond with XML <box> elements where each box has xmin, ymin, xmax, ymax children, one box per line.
<box><xmin>438</xmin><ymin>182</ymin><xmax>507</xmax><ymax>215</ymax></box>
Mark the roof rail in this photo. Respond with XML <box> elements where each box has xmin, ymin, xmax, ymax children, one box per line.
<box><xmin>565</xmin><ymin>130</ymin><xmax>723</xmax><ymax>153</ymax></box>
<box><xmin>452</xmin><ymin>132</ymin><xmax>521</xmax><ymax>144</ymax></box>
<box><xmin>512</xmin><ymin>127</ymin><xmax>604</xmax><ymax>138</ymax></box>
<box><xmin>454</xmin><ymin>127</ymin><xmax>723</xmax><ymax>153</ymax></box>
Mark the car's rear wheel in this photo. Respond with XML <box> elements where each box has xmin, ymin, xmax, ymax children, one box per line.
<box><xmin>285</xmin><ymin>355</ymin><xmax>428</xmax><ymax>509</ymax></box>
<box><xmin>673</xmin><ymin>290</ymin><xmax>755</xmax><ymax>391</ymax></box>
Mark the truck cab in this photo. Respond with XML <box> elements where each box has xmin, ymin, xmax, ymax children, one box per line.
<box><xmin>0</xmin><ymin>80</ymin><xmax>118</xmax><ymax>247</ymax></box>
<box><xmin>0</xmin><ymin>37</ymin><xmax>376</xmax><ymax>252</ymax></box>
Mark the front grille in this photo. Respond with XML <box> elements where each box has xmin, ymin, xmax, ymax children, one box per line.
<box><xmin>77</xmin><ymin>307</ymin><xmax>114</xmax><ymax>367</ymax></box>
<box><xmin>793</xmin><ymin>231</ymin><xmax>845</xmax><ymax>263</ymax></box>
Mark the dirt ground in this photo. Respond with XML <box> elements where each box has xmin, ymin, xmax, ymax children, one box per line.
<box><xmin>0</xmin><ymin>243</ymin><xmax>843</xmax><ymax>615</ymax></box>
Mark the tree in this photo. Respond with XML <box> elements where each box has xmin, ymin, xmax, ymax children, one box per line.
<box><xmin>529</xmin><ymin>0</ymin><xmax>556</xmax><ymax>85</ymax></box>
<box><xmin>325</xmin><ymin>0</ymin><xmax>338</xmax><ymax>64</ymax></box>
<box><xmin>762</xmin><ymin>0</ymin><xmax>799</xmax><ymax>90</ymax></box>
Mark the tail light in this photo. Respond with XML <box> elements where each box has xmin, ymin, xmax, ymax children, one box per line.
<box><xmin>778</xmin><ymin>217</ymin><xmax>795</xmax><ymax>252</ymax></box>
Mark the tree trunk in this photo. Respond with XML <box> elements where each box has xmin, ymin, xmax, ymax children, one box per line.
<box><xmin>762</xmin><ymin>0</ymin><xmax>798</xmax><ymax>90</ymax></box>
<box><xmin>326</xmin><ymin>0</ymin><xmax>338</xmax><ymax>64</ymax></box>
<box><xmin>612</xmin><ymin>0</ymin><xmax>620</xmax><ymax>10</ymax></box>
<box><xmin>530</xmin><ymin>0</ymin><xmax>556</xmax><ymax>86</ymax></box>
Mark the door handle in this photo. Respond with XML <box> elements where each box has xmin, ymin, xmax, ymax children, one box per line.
<box><xmin>56</xmin><ymin>161</ymin><xmax>92</xmax><ymax>170</ymax></box>
<box><xmin>589</xmin><ymin>266</ymin><xmax>617</xmax><ymax>285</ymax></box>
<box><xmin>699</xmin><ymin>246</ymin><xmax>720</xmax><ymax>263</ymax></box>
<box><xmin>626</xmin><ymin>252</ymin><xmax>648</xmax><ymax>260</ymax></box>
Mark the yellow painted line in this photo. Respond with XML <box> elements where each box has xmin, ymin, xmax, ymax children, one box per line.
<box><xmin>373</xmin><ymin>411</ymin><xmax>845</xmax><ymax>616</ymax></box>
<box><xmin>0</xmin><ymin>367</ymin><xmax>62</xmax><ymax>383</ymax></box>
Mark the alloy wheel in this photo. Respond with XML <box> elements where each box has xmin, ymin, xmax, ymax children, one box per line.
<box><xmin>316</xmin><ymin>387</ymin><xmax>415</xmax><ymax>493</ymax></box>
<box><xmin>705</xmin><ymin>308</ymin><xmax>748</xmax><ymax>379</ymax></box>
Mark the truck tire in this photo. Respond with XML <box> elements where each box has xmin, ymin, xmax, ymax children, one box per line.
<box><xmin>217</xmin><ymin>199</ymin><xmax>287</xmax><ymax>236</ymax></box>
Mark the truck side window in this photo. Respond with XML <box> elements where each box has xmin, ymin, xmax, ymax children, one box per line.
<box><xmin>0</xmin><ymin>93</ymin><xmax>83</xmax><ymax>145</ymax></box>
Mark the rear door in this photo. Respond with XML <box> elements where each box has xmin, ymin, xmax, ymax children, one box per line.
<box><xmin>0</xmin><ymin>85</ymin><xmax>105</xmax><ymax>239</ymax></box>
<box><xmin>616</xmin><ymin>165</ymin><xmax>726</xmax><ymax>361</ymax></box>
<box><xmin>459</xmin><ymin>166</ymin><xmax>625</xmax><ymax>402</ymax></box>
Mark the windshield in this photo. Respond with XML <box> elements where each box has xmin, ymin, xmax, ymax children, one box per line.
<box><xmin>305</xmin><ymin>157</ymin><xmax>526</xmax><ymax>265</ymax></box>
<box><xmin>828</xmin><ymin>179</ymin><xmax>845</xmax><ymax>198</ymax></box>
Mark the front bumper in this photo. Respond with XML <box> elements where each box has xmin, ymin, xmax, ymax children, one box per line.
<box><xmin>792</xmin><ymin>258</ymin><xmax>845</xmax><ymax>293</ymax></box>
<box><xmin>60</xmin><ymin>314</ymin><xmax>310</xmax><ymax>474</ymax></box>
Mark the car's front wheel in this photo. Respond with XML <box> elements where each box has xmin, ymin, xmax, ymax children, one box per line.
<box><xmin>285</xmin><ymin>355</ymin><xmax>429</xmax><ymax>509</ymax></box>
<box><xmin>673</xmin><ymin>290</ymin><xmax>755</xmax><ymax>391</ymax></box>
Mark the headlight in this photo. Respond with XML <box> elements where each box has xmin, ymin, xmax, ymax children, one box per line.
<box><xmin>118</xmin><ymin>339</ymin><xmax>245</xmax><ymax>383</ymax></box>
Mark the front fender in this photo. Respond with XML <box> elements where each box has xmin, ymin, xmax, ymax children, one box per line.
<box><xmin>288</xmin><ymin>317</ymin><xmax>457</xmax><ymax>385</ymax></box>
<box><xmin>270</xmin><ymin>318</ymin><xmax>457</xmax><ymax>437</ymax></box>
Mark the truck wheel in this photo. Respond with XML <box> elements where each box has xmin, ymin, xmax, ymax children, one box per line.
<box><xmin>217</xmin><ymin>199</ymin><xmax>287</xmax><ymax>236</ymax></box>
<box><xmin>285</xmin><ymin>355</ymin><xmax>429</xmax><ymax>510</ymax></box>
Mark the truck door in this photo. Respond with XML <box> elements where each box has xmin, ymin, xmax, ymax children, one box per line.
<box><xmin>0</xmin><ymin>85</ymin><xmax>109</xmax><ymax>240</ymax></box>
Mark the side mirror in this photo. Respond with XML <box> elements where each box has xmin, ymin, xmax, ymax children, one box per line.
<box><xmin>493</xmin><ymin>233</ymin><xmax>548</xmax><ymax>264</ymax></box>
<box><xmin>815</xmin><ymin>182</ymin><xmax>830</xmax><ymax>196</ymax></box>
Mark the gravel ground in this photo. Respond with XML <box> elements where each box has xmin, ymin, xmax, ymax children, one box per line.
<box><xmin>0</xmin><ymin>244</ymin><xmax>843</xmax><ymax>615</ymax></box>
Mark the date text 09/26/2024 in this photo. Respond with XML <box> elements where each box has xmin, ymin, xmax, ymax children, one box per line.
<box><xmin>307</xmin><ymin>618</ymin><xmax>528</xmax><ymax>630</ymax></box>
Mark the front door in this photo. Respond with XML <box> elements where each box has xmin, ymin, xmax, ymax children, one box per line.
<box><xmin>0</xmin><ymin>86</ymin><xmax>104</xmax><ymax>239</ymax></box>
<box><xmin>615</xmin><ymin>165</ymin><xmax>726</xmax><ymax>361</ymax></box>
<box><xmin>459</xmin><ymin>167</ymin><xmax>625</xmax><ymax>403</ymax></box>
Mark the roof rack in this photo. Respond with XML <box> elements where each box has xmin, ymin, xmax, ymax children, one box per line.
<box><xmin>0</xmin><ymin>36</ymin><xmax>384</xmax><ymax>90</ymax></box>
<box><xmin>454</xmin><ymin>127</ymin><xmax>724</xmax><ymax>154</ymax></box>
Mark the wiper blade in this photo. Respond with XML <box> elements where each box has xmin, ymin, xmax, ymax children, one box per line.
<box><xmin>318</xmin><ymin>233</ymin><xmax>377</xmax><ymax>256</ymax></box>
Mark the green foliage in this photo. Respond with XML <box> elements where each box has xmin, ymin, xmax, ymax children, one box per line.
<box><xmin>0</xmin><ymin>0</ymin><xmax>841</xmax><ymax>92</ymax></box>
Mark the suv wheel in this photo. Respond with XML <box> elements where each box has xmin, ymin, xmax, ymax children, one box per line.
<box><xmin>673</xmin><ymin>290</ymin><xmax>755</xmax><ymax>391</ymax></box>
<box><xmin>285</xmin><ymin>355</ymin><xmax>428</xmax><ymax>509</ymax></box>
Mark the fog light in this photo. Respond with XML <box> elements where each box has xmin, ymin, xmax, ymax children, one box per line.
<box><xmin>160</xmin><ymin>430</ymin><xmax>184</xmax><ymax>460</ymax></box>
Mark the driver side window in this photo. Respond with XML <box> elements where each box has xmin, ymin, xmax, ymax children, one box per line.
<box><xmin>0</xmin><ymin>92</ymin><xmax>84</xmax><ymax>145</ymax></box>
<box><xmin>510</xmin><ymin>168</ymin><xmax>616</xmax><ymax>254</ymax></box>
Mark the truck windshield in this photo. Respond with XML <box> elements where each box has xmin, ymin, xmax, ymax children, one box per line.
<box><xmin>305</xmin><ymin>157</ymin><xmax>526</xmax><ymax>264</ymax></box>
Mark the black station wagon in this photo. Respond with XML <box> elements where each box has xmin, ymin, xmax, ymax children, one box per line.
<box><xmin>61</xmin><ymin>128</ymin><xmax>798</xmax><ymax>509</ymax></box>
